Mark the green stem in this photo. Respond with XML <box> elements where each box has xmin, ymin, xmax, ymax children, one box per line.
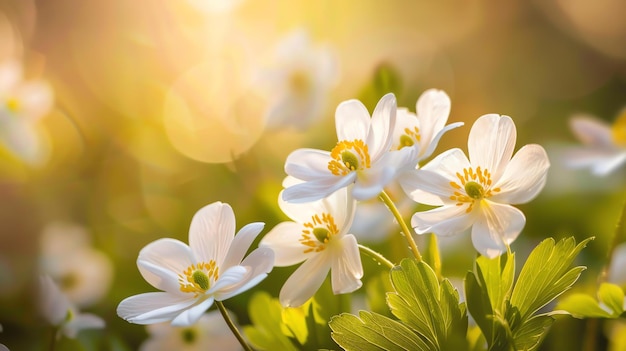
<box><xmin>358</xmin><ymin>244</ymin><xmax>395</xmax><ymax>269</ymax></box>
<box><xmin>599</xmin><ymin>195</ymin><xmax>626</xmax><ymax>284</ymax></box>
<box><xmin>378</xmin><ymin>191</ymin><xmax>422</xmax><ymax>261</ymax></box>
<box><xmin>49</xmin><ymin>327</ymin><xmax>58</xmax><ymax>351</ymax></box>
<box><xmin>216</xmin><ymin>301</ymin><xmax>253</xmax><ymax>351</ymax></box>
<box><xmin>426</xmin><ymin>234</ymin><xmax>442</xmax><ymax>280</ymax></box>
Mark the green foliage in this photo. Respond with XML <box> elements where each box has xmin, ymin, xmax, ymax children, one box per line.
<box><xmin>465</xmin><ymin>237</ymin><xmax>592</xmax><ymax>351</ymax></box>
<box><xmin>357</xmin><ymin>63</ymin><xmax>403</xmax><ymax>109</ymax></box>
<box><xmin>330</xmin><ymin>259</ymin><xmax>468</xmax><ymax>351</ymax></box>
<box><xmin>557</xmin><ymin>282</ymin><xmax>626</xmax><ymax>318</ymax></box>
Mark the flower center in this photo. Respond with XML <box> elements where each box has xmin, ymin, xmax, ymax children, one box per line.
<box><xmin>449</xmin><ymin>166</ymin><xmax>500</xmax><ymax>213</ymax></box>
<box><xmin>300</xmin><ymin>212</ymin><xmax>339</xmax><ymax>253</ymax></box>
<box><xmin>328</xmin><ymin>139</ymin><xmax>371</xmax><ymax>176</ymax></box>
<box><xmin>397</xmin><ymin>126</ymin><xmax>420</xmax><ymax>150</ymax></box>
<box><xmin>289</xmin><ymin>70</ymin><xmax>312</xmax><ymax>94</ymax></box>
<box><xmin>181</xmin><ymin>328</ymin><xmax>197</xmax><ymax>344</ymax></box>
<box><xmin>611</xmin><ymin>110</ymin><xmax>626</xmax><ymax>147</ymax></box>
<box><xmin>178</xmin><ymin>261</ymin><xmax>219</xmax><ymax>296</ymax></box>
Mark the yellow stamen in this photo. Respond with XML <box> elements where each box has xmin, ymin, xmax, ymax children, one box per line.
<box><xmin>449</xmin><ymin>166</ymin><xmax>500</xmax><ymax>213</ymax></box>
<box><xmin>5</xmin><ymin>97</ymin><xmax>19</xmax><ymax>113</ymax></box>
<box><xmin>300</xmin><ymin>212</ymin><xmax>339</xmax><ymax>253</ymax></box>
<box><xmin>328</xmin><ymin>139</ymin><xmax>371</xmax><ymax>176</ymax></box>
<box><xmin>179</xmin><ymin>261</ymin><xmax>219</xmax><ymax>296</ymax></box>
<box><xmin>397</xmin><ymin>126</ymin><xmax>421</xmax><ymax>150</ymax></box>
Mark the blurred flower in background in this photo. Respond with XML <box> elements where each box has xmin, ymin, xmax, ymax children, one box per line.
<box><xmin>0</xmin><ymin>58</ymin><xmax>53</xmax><ymax>166</ymax></box>
<box><xmin>39</xmin><ymin>222</ymin><xmax>114</xmax><ymax>307</ymax></box>
<box><xmin>139</xmin><ymin>310</ymin><xmax>242</xmax><ymax>351</ymax></box>
<box><xmin>562</xmin><ymin>109</ymin><xmax>626</xmax><ymax>176</ymax></box>
<box><xmin>38</xmin><ymin>275</ymin><xmax>105</xmax><ymax>339</ymax></box>
<box><xmin>259</xmin><ymin>29</ymin><xmax>338</xmax><ymax>130</ymax></box>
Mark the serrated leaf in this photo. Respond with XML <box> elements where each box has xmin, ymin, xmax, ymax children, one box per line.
<box><xmin>329</xmin><ymin>311</ymin><xmax>431</xmax><ymax>351</ymax></box>
<box><xmin>387</xmin><ymin>259</ymin><xmax>468</xmax><ymax>351</ymax></box>
<box><xmin>510</xmin><ymin>237</ymin><xmax>592</xmax><ymax>320</ymax></box>
<box><xmin>512</xmin><ymin>315</ymin><xmax>554</xmax><ymax>351</ymax></box>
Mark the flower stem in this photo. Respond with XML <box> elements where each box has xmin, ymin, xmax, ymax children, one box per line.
<box><xmin>358</xmin><ymin>244</ymin><xmax>395</xmax><ymax>269</ymax></box>
<box><xmin>48</xmin><ymin>327</ymin><xmax>58</xmax><ymax>351</ymax></box>
<box><xmin>216</xmin><ymin>301</ymin><xmax>254</xmax><ymax>351</ymax></box>
<box><xmin>379</xmin><ymin>191</ymin><xmax>422</xmax><ymax>262</ymax></box>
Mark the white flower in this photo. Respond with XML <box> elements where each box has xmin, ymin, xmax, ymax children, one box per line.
<box><xmin>562</xmin><ymin>110</ymin><xmax>626</xmax><ymax>176</ymax></box>
<box><xmin>407</xmin><ymin>114</ymin><xmax>550</xmax><ymax>258</ymax></box>
<box><xmin>260</xmin><ymin>29</ymin><xmax>338</xmax><ymax>130</ymax></box>
<box><xmin>608</xmin><ymin>243</ymin><xmax>626</xmax><ymax>287</ymax></box>
<box><xmin>117</xmin><ymin>202</ymin><xmax>274</xmax><ymax>326</ymax></box>
<box><xmin>0</xmin><ymin>324</ymin><xmax>7</xmax><ymax>351</ymax></box>
<box><xmin>392</xmin><ymin>89</ymin><xmax>463</xmax><ymax>169</ymax></box>
<box><xmin>260</xmin><ymin>185</ymin><xmax>362</xmax><ymax>307</ymax></box>
<box><xmin>282</xmin><ymin>93</ymin><xmax>412</xmax><ymax>203</ymax></box>
<box><xmin>0</xmin><ymin>59</ymin><xmax>53</xmax><ymax>165</ymax></box>
<box><xmin>139</xmin><ymin>311</ymin><xmax>241</xmax><ymax>351</ymax></box>
<box><xmin>39</xmin><ymin>275</ymin><xmax>105</xmax><ymax>339</ymax></box>
<box><xmin>39</xmin><ymin>222</ymin><xmax>114</xmax><ymax>307</ymax></box>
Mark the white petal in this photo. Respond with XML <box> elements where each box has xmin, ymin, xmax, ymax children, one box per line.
<box><xmin>282</xmin><ymin>172</ymin><xmax>356</xmax><ymax>203</ymax></box>
<box><xmin>416</xmin><ymin>89</ymin><xmax>451</xmax><ymax>148</ymax></box>
<box><xmin>284</xmin><ymin>148</ymin><xmax>333</xmax><ymax>181</ymax></box>
<box><xmin>39</xmin><ymin>275</ymin><xmax>72</xmax><ymax>325</ymax></box>
<box><xmin>63</xmin><ymin>313</ymin><xmax>105</xmax><ymax>338</ymax></box>
<box><xmin>468</xmin><ymin>114</ymin><xmax>516</xmax><ymax>179</ymax></box>
<box><xmin>260</xmin><ymin>221</ymin><xmax>310</xmax><ymax>266</ymax></box>
<box><xmin>16</xmin><ymin>81</ymin><xmax>54</xmax><ymax>121</ymax></box>
<box><xmin>117</xmin><ymin>292</ymin><xmax>196</xmax><ymax>325</ymax></box>
<box><xmin>0</xmin><ymin>117</ymin><xmax>45</xmax><ymax>165</ymax></box>
<box><xmin>411</xmin><ymin>204</ymin><xmax>475</xmax><ymax>236</ymax></box>
<box><xmin>367</xmin><ymin>93</ymin><xmax>397</xmax><ymax>161</ymax></box>
<box><xmin>137</xmin><ymin>238</ymin><xmax>193</xmax><ymax>294</ymax></box>
<box><xmin>189</xmin><ymin>202</ymin><xmax>235</xmax><ymax>266</ymax></box>
<box><xmin>335</xmin><ymin>99</ymin><xmax>370</xmax><ymax>142</ymax></box>
<box><xmin>352</xmin><ymin>166</ymin><xmax>395</xmax><ymax>201</ymax></box>
<box><xmin>279</xmin><ymin>253</ymin><xmax>332</xmax><ymax>307</ymax></box>
<box><xmin>570</xmin><ymin>115</ymin><xmax>614</xmax><ymax>148</ymax></box>
<box><xmin>471</xmin><ymin>202</ymin><xmax>525</xmax><ymax>258</ymax></box>
<box><xmin>171</xmin><ymin>298</ymin><xmax>214</xmax><ymax>327</ymax></box>
<box><xmin>218</xmin><ymin>248</ymin><xmax>274</xmax><ymax>300</ymax></box>
<box><xmin>221</xmin><ymin>222</ymin><xmax>265</xmax><ymax>269</ymax></box>
<box><xmin>491</xmin><ymin>144</ymin><xmax>550</xmax><ymax>204</ymax></box>
<box><xmin>0</xmin><ymin>59</ymin><xmax>22</xmax><ymax>93</ymax></box>
<box><xmin>419</xmin><ymin>122</ymin><xmax>464</xmax><ymax>161</ymax></box>
<box><xmin>330</xmin><ymin>235</ymin><xmax>363</xmax><ymax>294</ymax></box>
<box><xmin>210</xmin><ymin>265</ymin><xmax>248</xmax><ymax>293</ymax></box>
<box><xmin>563</xmin><ymin>147</ymin><xmax>626</xmax><ymax>176</ymax></box>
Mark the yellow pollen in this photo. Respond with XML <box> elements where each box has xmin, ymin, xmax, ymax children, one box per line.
<box><xmin>328</xmin><ymin>139</ymin><xmax>371</xmax><ymax>176</ymax></box>
<box><xmin>178</xmin><ymin>261</ymin><xmax>219</xmax><ymax>296</ymax></box>
<box><xmin>448</xmin><ymin>166</ymin><xmax>500</xmax><ymax>213</ymax></box>
<box><xmin>611</xmin><ymin>109</ymin><xmax>626</xmax><ymax>146</ymax></box>
<box><xmin>300</xmin><ymin>212</ymin><xmax>339</xmax><ymax>253</ymax></box>
<box><xmin>397</xmin><ymin>126</ymin><xmax>421</xmax><ymax>150</ymax></box>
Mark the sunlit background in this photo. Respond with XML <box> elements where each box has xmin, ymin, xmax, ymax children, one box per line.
<box><xmin>1</xmin><ymin>0</ymin><xmax>625</xmax><ymax>349</ymax></box>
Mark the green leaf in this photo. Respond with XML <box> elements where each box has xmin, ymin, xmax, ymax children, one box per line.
<box><xmin>243</xmin><ymin>291</ymin><xmax>299</xmax><ymax>351</ymax></box>
<box><xmin>556</xmin><ymin>282</ymin><xmax>625</xmax><ymax>318</ymax></box>
<box><xmin>510</xmin><ymin>237</ymin><xmax>592</xmax><ymax>321</ymax></box>
<box><xmin>476</xmin><ymin>253</ymin><xmax>515</xmax><ymax>315</ymax></box>
<box><xmin>387</xmin><ymin>258</ymin><xmax>468</xmax><ymax>350</ymax></box>
<box><xmin>329</xmin><ymin>311</ymin><xmax>431</xmax><ymax>351</ymax></box>
<box><xmin>512</xmin><ymin>315</ymin><xmax>554</xmax><ymax>351</ymax></box>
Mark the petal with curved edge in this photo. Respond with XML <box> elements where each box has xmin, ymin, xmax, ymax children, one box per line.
<box><xmin>335</xmin><ymin>99</ymin><xmax>371</xmax><ymax>142</ymax></box>
<box><xmin>260</xmin><ymin>221</ymin><xmax>310</xmax><ymax>266</ymax></box>
<box><xmin>352</xmin><ymin>166</ymin><xmax>395</xmax><ymax>201</ymax></box>
<box><xmin>279</xmin><ymin>253</ymin><xmax>332</xmax><ymax>307</ymax></box>
<box><xmin>471</xmin><ymin>202</ymin><xmax>525</xmax><ymax>258</ymax></box>
<box><xmin>468</xmin><ymin>114</ymin><xmax>516</xmax><ymax>179</ymax></box>
<box><xmin>420</xmin><ymin>122</ymin><xmax>464</xmax><ymax>161</ymax></box>
<box><xmin>210</xmin><ymin>265</ymin><xmax>248</xmax><ymax>293</ymax></box>
<box><xmin>411</xmin><ymin>204</ymin><xmax>475</xmax><ymax>237</ymax></box>
<box><xmin>137</xmin><ymin>238</ymin><xmax>193</xmax><ymax>293</ymax></box>
<box><xmin>63</xmin><ymin>313</ymin><xmax>105</xmax><ymax>338</ymax></box>
<box><xmin>416</xmin><ymin>89</ymin><xmax>451</xmax><ymax>149</ymax></box>
<box><xmin>221</xmin><ymin>222</ymin><xmax>265</xmax><ymax>269</ymax></box>
<box><xmin>491</xmin><ymin>144</ymin><xmax>550</xmax><ymax>204</ymax></box>
<box><xmin>171</xmin><ymin>298</ymin><xmax>214</xmax><ymax>327</ymax></box>
<box><xmin>0</xmin><ymin>118</ymin><xmax>45</xmax><ymax>165</ymax></box>
<box><xmin>330</xmin><ymin>234</ymin><xmax>363</xmax><ymax>294</ymax></box>
<box><xmin>368</xmin><ymin>93</ymin><xmax>397</xmax><ymax>160</ymax></box>
<box><xmin>116</xmin><ymin>292</ymin><xmax>196</xmax><ymax>325</ymax></box>
<box><xmin>570</xmin><ymin>115</ymin><xmax>613</xmax><ymax>147</ymax></box>
<box><xmin>282</xmin><ymin>172</ymin><xmax>356</xmax><ymax>203</ymax></box>
<box><xmin>217</xmin><ymin>248</ymin><xmax>274</xmax><ymax>300</ymax></box>
<box><xmin>284</xmin><ymin>148</ymin><xmax>333</xmax><ymax>181</ymax></box>
<box><xmin>189</xmin><ymin>202</ymin><xmax>235</xmax><ymax>266</ymax></box>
